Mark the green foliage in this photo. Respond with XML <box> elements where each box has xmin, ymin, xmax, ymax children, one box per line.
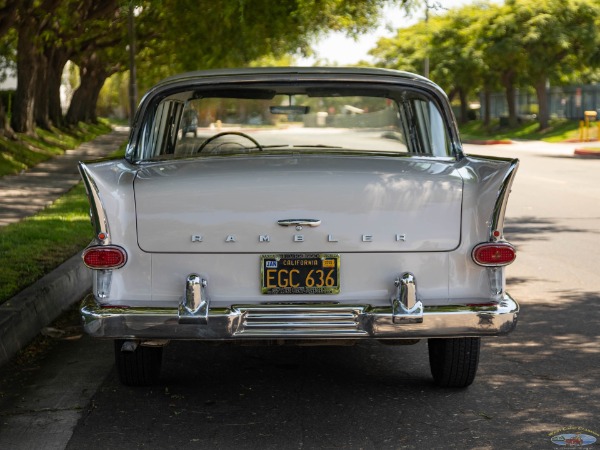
<box><xmin>97</xmin><ymin>72</ymin><xmax>129</xmax><ymax>119</ymax></box>
<box><xmin>92</xmin><ymin>0</ymin><xmax>419</xmax><ymax>109</ymax></box>
<box><xmin>429</xmin><ymin>4</ymin><xmax>493</xmax><ymax>91</ymax></box>
<box><xmin>369</xmin><ymin>20</ymin><xmax>432</xmax><ymax>74</ymax></box>
<box><xmin>370</xmin><ymin>0</ymin><xmax>600</xmax><ymax>129</ymax></box>
<box><xmin>134</xmin><ymin>0</ymin><xmax>412</xmax><ymax>91</ymax></box>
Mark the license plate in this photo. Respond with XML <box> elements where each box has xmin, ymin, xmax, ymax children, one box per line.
<box><xmin>261</xmin><ymin>254</ymin><xmax>340</xmax><ymax>294</ymax></box>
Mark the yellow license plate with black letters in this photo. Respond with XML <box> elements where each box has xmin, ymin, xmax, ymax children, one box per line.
<box><xmin>261</xmin><ymin>254</ymin><xmax>340</xmax><ymax>294</ymax></box>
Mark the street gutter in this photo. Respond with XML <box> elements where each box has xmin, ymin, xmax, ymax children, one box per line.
<box><xmin>0</xmin><ymin>252</ymin><xmax>91</xmax><ymax>367</ymax></box>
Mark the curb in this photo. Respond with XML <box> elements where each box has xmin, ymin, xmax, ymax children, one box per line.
<box><xmin>0</xmin><ymin>252</ymin><xmax>91</xmax><ymax>367</ymax></box>
<box><xmin>463</xmin><ymin>139</ymin><xmax>513</xmax><ymax>145</ymax></box>
<box><xmin>574</xmin><ymin>148</ymin><xmax>600</xmax><ymax>158</ymax></box>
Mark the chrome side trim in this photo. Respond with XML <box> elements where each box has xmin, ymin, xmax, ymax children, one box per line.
<box><xmin>81</xmin><ymin>293</ymin><xmax>519</xmax><ymax>339</ymax></box>
<box><xmin>489</xmin><ymin>158</ymin><xmax>519</xmax><ymax>241</ymax></box>
<box><xmin>391</xmin><ymin>273</ymin><xmax>424</xmax><ymax>324</ymax></box>
<box><xmin>78</xmin><ymin>162</ymin><xmax>111</xmax><ymax>245</ymax></box>
<box><xmin>178</xmin><ymin>274</ymin><xmax>210</xmax><ymax>324</ymax></box>
<box><xmin>94</xmin><ymin>270</ymin><xmax>113</xmax><ymax>299</ymax></box>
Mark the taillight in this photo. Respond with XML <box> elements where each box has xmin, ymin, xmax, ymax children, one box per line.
<box><xmin>472</xmin><ymin>242</ymin><xmax>516</xmax><ymax>267</ymax></box>
<box><xmin>82</xmin><ymin>246</ymin><xmax>127</xmax><ymax>269</ymax></box>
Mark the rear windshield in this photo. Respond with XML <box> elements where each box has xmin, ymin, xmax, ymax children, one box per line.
<box><xmin>138</xmin><ymin>84</ymin><xmax>452</xmax><ymax>160</ymax></box>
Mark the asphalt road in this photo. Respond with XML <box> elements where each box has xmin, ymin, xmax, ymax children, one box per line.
<box><xmin>0</xmin><ymin>141</ymin><xmax>598</xmax><ymax>449</ymax></box>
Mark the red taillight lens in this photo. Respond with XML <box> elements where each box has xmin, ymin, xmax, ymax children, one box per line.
<box><xmin>82</xmin><ymin>246</ymin><xmax>127</xmax><ymax>269</ymax></box>
<box><xmin>472</xmin><ymin>243</ymin><xmax>516</xmax><ymax>267</ymax></box>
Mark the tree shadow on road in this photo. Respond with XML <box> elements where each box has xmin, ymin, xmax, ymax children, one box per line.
<box><xmin>504</xmin><ymin>216</ymin><xmax>596</xmax><ymax>242</ymax></box>
<box><xmin>65</xmin><ymin>287</ymin><xmax>599</xmax><ymax>449</ymax></box>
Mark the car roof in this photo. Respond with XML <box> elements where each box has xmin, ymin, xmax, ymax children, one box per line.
<box><xmin>158</xmin><ymin>66</ymin><xmax>429</xmax><ymax>85</ymax></box>
<box><xmin>145</xmin><ymin>67</ymin><xmax>448</xmax><ymax>106</ymax></box>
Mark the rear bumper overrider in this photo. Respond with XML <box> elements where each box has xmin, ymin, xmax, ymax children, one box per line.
<box><xmin>80</xmin><ymin>294</ymin><xmax>519</xmax><ymax>340</ymax></box>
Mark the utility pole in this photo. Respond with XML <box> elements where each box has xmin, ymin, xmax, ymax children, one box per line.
<box><xmin>423</xmin><ymin>5</ymin><xmax>429</xmax><ymax>79</ymax></box>
<box><xmin>128</xmin><ymin>3</ymin><xmax>138</xmax><ymax>127</ymax></box>
<box><xmin>423</xmin><ymin>1</ymin><xmax>444</xmax><ymax>79</ymax></box>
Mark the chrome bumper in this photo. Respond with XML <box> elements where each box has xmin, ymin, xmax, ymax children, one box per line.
<box><xmin>81</xmin><ymin>294</ymin><xmax>519</xmax><ymax>340</ymax></box>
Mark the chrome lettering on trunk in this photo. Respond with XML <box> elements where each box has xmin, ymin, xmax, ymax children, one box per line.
<box><xmin>191</xmin><ymin>233</ymin><xmax>407</xmax><ymax>243</ymax></box>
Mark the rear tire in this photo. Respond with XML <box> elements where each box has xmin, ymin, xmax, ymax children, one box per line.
<box><xmin>114</xmin><ymin>340</ymin><xmax>163</xmax><ymax>386</ymax></box>
<box><xmin>428</xmin><ymin>337</ymin><xmax>480</xmax><ymax>388</ymax></box>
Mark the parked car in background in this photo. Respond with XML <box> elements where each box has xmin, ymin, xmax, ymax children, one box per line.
<box><xmin>79</xmin><ymin>67</ymin><xmax>519</xmax><ymax>387</ymax></box>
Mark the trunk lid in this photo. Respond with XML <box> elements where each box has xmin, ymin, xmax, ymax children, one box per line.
<box><xmin>134</xmin><ymin>156</ymin><xmax>462</xmax><ymax>253</ymax></box>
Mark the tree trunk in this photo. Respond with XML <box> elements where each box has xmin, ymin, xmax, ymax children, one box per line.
<box><xmin>482</xmin><ymin>90</ymin><xmax>491</xmax><ymax>127</ymax></box>
<box><xmin>534</xmin><ymin>78</ymin><xmax>550</xmax><ymax>130</ymax></box>
<box><xmin>34</xmin><ymin>49</ymin><xmax>51</xmax><ymax>129</ymax></box>
<box><xmin>458</xmin><ymin>88</ymin><xmax>469</xmax><ymax>124</ymax></box>
<box><xmin>47</xmin><ymin>48</ymin><xmax>70</xmax><ymax>127</ymax></box>
<box><xmin>66</xmin><ymin>54</ymin><xmax>108</xmax><ymax>125</ymax></box>
<box><xmin>0</xmin><ymin>99</ymin><xmax>14</xmax><ymax>138</ymax></box>
<box><xmin>11</xmin><ymin>14</ymin><xmax>39</xmax><ymax>134</ymax></box>
<box><xmin>501</xmin><ymin>72</ymin><xmax>517</xmax><ymax>127</ymax></box>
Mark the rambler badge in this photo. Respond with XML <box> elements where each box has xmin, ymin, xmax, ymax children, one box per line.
<box><xmin>190</xmin><ymin>233</ymin><xmax>407</xmax><ymax>242</ymax></box>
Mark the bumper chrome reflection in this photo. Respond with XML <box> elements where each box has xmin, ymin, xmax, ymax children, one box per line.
<box><xmin>178</xmin><ymin>274</ymin><xmax>209</xmax><ymax>324</ymax></box>
<box><xmin>81</xmin><ymin>294</ymin><xmax>519</xmax><ymax>340</ymax></box>
<box><xmin>391</xmin><ymin>272</ymin><xmax>423</xmax><ymax>324</ymax></box>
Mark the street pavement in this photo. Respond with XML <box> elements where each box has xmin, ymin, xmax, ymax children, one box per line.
<box><xmin>0</xmin><ymin>128</ymin><xmax>129</xmax><ymax>367</ymax></box>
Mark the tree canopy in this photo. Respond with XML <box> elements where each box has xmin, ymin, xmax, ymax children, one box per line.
<box><xmin>0</xmin><ymin>0</ymin><xmax>416</xmax><ymax>135</ymax></box>
<box><xmin>370</xmin><ymin>0</ymin><xmax>600</xmax><ymax>129</ymax></box>
<box><xmin>3</xmin><ymin>0</ymin><xmax>598</xmax><ymax>135</ymax></box>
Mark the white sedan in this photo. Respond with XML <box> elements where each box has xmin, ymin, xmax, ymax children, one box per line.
<box><xmin>79</xmin><ymin>67</ymin><xmax>519</xmax><ymax>387</ymax></box>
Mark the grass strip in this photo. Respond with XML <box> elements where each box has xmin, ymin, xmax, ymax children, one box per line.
<box><xmin>0</xmin><ymin>183</ymin><xmax>93</xmax><ymax>304</ymax></box>
<box><xmin>459</xmin><ymin>119</ymin><xmax>580</xmax><ymax>143</ymax></box>
<box><xmin>0</xmin><ymin>120</ymin><xmax>112</xmax><ymax>177</ymax></box>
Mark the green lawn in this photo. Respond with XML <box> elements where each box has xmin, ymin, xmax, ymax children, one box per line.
<box><xmin>458</xmin><ymin>119</ymin><xmax>581</xmax><ymax>143</ymax></box>
<box><xmin>0</xmin><ymin>120</ymin><xmax>112</xmax><ymax>177</ymax></box>
<box><xmin>0</xmin><ymin>183</ymin><xmax>93</xmax><ymax>303</ymax></box>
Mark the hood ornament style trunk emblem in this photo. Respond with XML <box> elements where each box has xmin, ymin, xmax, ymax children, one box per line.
<box><xmin>277</xmin><ymin>219</ymin><xmax>321</xmax><ymax>228</ymax></box>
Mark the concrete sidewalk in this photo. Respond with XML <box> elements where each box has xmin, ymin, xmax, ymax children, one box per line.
<box><xmin>0</xmin><ymin>127</ymin><xmax>129</xmax><ymax>367</ymax></box>
<box><xmin>0</xmin><ymin>127</ymin><xmax>129</xmax><ymax>226</ymax></box>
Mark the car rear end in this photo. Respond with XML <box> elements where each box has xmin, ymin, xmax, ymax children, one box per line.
<box><xmin>79</xmin><ymin>68</ymin><xmax>518</xmax><ymax>386</ymax></box>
